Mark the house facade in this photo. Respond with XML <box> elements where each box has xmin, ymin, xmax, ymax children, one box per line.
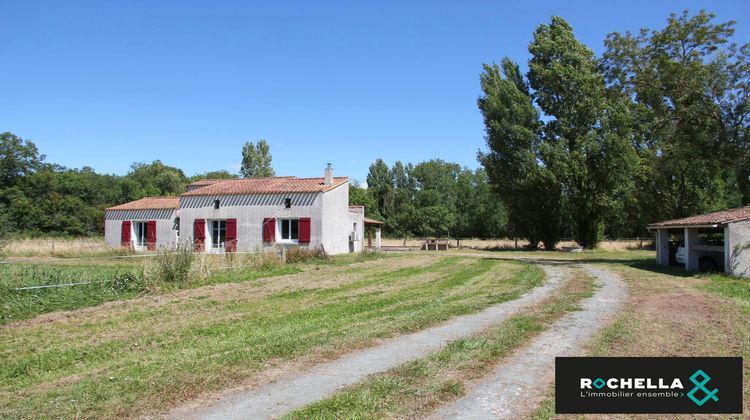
<box><xmin>105</xmin><ymin>165</ymin><xmax>366</xmax><ymax>255</ymax></box>
<box><xmin>104</xmin><ymin>197</ymin><xmax>180</xmax><ymax>251</ymax></box>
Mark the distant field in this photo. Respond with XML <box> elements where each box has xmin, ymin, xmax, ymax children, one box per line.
<box><xmin>1</xmin><ymin>237</ymin><xmax>131</xmax><ymax>258</ymax></box>
<box><xmin>381</xmin><ymin>237</ymin><xmax>653</xmax><ymax>251</ymax></box>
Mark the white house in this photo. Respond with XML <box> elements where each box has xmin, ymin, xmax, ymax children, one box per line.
<box><xmin>648</xmin><ymin>206</ymin><xmax>750</xmax><ymax>278</ymax></box>
<box><xmin>104</xmin><ymin>165</ymin><xmax>367</xmax><ymax>255</ymax></box>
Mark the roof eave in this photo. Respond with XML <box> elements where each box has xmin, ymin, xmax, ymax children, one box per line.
<box><xmin>647</xmin><ymin>223</ymin><xmax>720</xmax><ymax>230</ymax></box>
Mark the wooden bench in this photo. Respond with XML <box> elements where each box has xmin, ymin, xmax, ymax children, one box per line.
<box><xmin>422</xmin><ymin>239</ymin><xmax>449</xmax><ymax>251</ymax></box>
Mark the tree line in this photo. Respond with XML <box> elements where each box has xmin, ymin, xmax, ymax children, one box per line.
<box><xmin>0</xmin><ymin>135</ymin><xmax>275</xmax><ymax>237</ymax></box>
<box><xmin>477</xmin><ymin>10</ymin><xmax>749</xmax><ymax>249</ymax></box>
<box><xmin>357</xmin><ymin>159</ymin><xmax>507</xmax><ymax>239</ymax></box>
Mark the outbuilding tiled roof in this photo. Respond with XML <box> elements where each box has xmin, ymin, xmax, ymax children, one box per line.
<box><xmin>648</xmin><ymin>206</ymin><xmax>750</xmax><ymax>228</ymax></box>
<box><xmin>364</xmin><ymin>217</ymin><xmax>385</xmax><ymax>226</ymax></box>
<box><xmin>181</xmin><ymin>176</ymin><xmax>349</xmax><ymax>196</ymax></box>
<box><xmin>106</xmin><ymin>197</ymin><xmax>180</xmax><ymax>211</ymax></box>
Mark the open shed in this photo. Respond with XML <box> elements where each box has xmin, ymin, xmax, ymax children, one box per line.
<box><xmin>364</xmin><ymin>217</ymin><xmax>384</xmax><ymax>250</ymax></box>
<box><xmin>648</xmin><ymin>206</ymin><xmax>750</xmax><ymax>278</ymax></box>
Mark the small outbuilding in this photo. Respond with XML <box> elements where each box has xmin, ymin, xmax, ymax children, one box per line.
<box><xmin>363</xmin><ymin>216</ymin><xmax>384</xmax><ymax>250</ymax></box>
<box><xmin>648</xmin><ymin>206</ymin><xmax>750</xmax><ymax>278</ymax></box>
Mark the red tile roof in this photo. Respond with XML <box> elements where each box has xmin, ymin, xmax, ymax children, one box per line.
<box><xmin>187</xmin><ymin>177</ymin><xmax>296</xmax><ymax>188</ymax></box>
<box><xmin>106</xmin><ymin>197</ymin><xmax>180</xmax><ymax>211</ymax></box>
<box><xmin>181</xmin><ymin>176</ymin><xmax>349</xmax><ymax>196</ymax></box>
<box><xmin>364</xmin><ymin>217</ymin><xmax>385</xmax><ymax>226</ymax></box>
<box><xmin>188</xmin><ymin>179</ymin><xmax>228</xmax><ymax>187</ymax></box>
<box><xmin>648</xmin><ymin>206</ymin><xmax>750</xmax><ymax>228</ymax></box>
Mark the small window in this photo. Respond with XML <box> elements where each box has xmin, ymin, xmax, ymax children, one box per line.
<box><xmin>173</xmin><ymin>218</ymin><xmax>180</xmax><ymax>241</ymax></box>
<box><xmin>279</xmin><ymin>219</ymin><xmax>299</xmax><ymax>241</ymax></box>
<box><xmin>214</xmin><ymin>199</ymin><xmax>220</xmax><ymax>209</ymax></box>
<box><xmin>284</xmin><ymin>197</ymin><xmax>291</xmax><ymax>208</ymax></box>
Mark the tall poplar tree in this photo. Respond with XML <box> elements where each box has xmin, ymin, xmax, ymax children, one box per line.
<box><xmin>528</xmin><ymin>17</ymin><xmax>637</xmax><ymax>248</ymax></box>
<box><xmin>240</xmin><ymin>139</ymin><xmax>275</xmax><ymax>178</ymax></box>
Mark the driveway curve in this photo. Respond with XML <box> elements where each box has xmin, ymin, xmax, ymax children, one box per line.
<box><xmin>429</xmin><ymin>265</ymin><xmax>627</xmax><ymax>419</ymax></box>
<box><xmin>168</xmin><ymin>264</ymin><xmax>568</xmax><ymax>420</ymax></box>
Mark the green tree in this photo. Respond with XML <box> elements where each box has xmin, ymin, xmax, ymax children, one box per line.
<box><xmin>349</xmin><ymin>181</ymin><xmax>381</xmax><ymax>220</ymax></box>
<box><xmin>601</xmin><ymin>10</ymin><xmax>749</xmax><ymax>224</ymax></box>
<box><xmin>241</xmin><ymin>139</ymin><xmax>275</xmax><ymax>178</ymax></box>
<box><xmin>477</xmin><ymin>58</ymin><xmax>562</xmax><ymax>249</ymax></box>
<box><xmin>122</xmin><ymin>160</ymin><xmax>188</xmax><ymax>200</ymax></box>
<box><xmin>366</xmin><ymin>158</ymin><xmax>393</xmax><ymax>216</ymax></box>
<box><xmin>454</xmin><ymin>168</ymin><xmax>507</xmax><ymax>239</ymax></box>
<box><xmin>528</xmin><ymin>16</ymin><xmax>637</xmax><ymax>248</ymax></box>
<box><xmin>189</xmin><ymin>170</ymin><xmax>239</xmax><ymax>181</ymax></box>
<box><xmin>0</xmin><ymin>132</ymin><xmax>43</xmax><ymax>187</ymax></box>
<box><xmin>413</xmin><ymin>205</ymin><xmax>455</xmax><ymax>237</ymax></box>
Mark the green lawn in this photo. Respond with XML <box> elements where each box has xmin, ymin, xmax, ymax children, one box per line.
<box><xmin>0</xmin><ymin>254</ymin><xmax>542</xmax><ymax>418</ymax></box>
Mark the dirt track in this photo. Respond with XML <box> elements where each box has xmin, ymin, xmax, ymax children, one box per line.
<box><xmin>429</xmin><ymin>266</ymin><xmax>627</xmax><ymax>419</ymax></box>
<box><xmin>168</xmin><ymin>265</ymin><xmax>569</xmax><ymax>420</ymax></box>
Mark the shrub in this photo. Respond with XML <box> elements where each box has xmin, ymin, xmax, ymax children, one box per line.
<box><xmin>355</xmin><ymin>249</ymin><xmax>382</xmax><ymax>261</ymax></box>
<box><xmin>256</xmin><ymin>251</ymin><xmax>284</xmax><ymax>270</ymax></box>
<box><xmin>154</xmin><ymin>243</ymin><xmax>194</xmax><ymax>283</ymax></box>
<box><xmin>111</xmin><ymin>272</ymin><xmax>146</xmax><ymax>292</ymax></box>
<box><xmin>285</xmin><ymin>246</ymin><xmax>329</xmax><ymax>264</ymax></box>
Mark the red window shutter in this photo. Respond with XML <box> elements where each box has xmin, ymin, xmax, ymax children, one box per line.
<box><xmin>226</xmin><ymin>219</ymin><xmax>237</xmax><ymax>252</ymax></box>
<box><xmin>121</xmin><ymin>221</ymin><xmax>131</xmax><ymax>247</ymax></box>
<box><xmin>194</xmin><ymin>219</ymin><xmax>206</xmax><ymax>251</ymax></box>
<box><xmin>263</xmin><ymin>218</ymin><xmax>275</xmax><ymax>242</ymax></box>
<box><xmin>147</xmin><ymin>221</ymin><xmax>157</xmax><ymax>250</ymax></box>
<box><xmin>299</xmin><ymin>217</ymin><xmax>311</xmax><ymax>243</ymax></box>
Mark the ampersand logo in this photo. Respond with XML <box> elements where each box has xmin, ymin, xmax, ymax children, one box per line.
<box><xmin>686</xmin><ymin>370</ymin><xmax>719</xmax><ymax>406</ymax></box>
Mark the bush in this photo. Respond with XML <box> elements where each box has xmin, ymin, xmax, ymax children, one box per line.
<box><xmin>256</xmin><ymin>251</ymin><xmax>284</xmax><ymax>270</ymax></box>
<box><xmin>154</xmin><ymin>243</ymin><xmax>194</xmax><ymax>283</ymax></box>
<box><xmin>285</xmin><ymin>246</ymin><xmax>329</xmax><ymax>264</ymax></box>
<box><xmin>111</xmin><ymin>272</ymin><xmax>145</xmax><ymax>292</ymax></box>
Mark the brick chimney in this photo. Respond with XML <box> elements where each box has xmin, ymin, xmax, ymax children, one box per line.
<box><xmin>324</xmin><ymin>163</ymin><xmax>334</xmax><ymax>185</ymax></box>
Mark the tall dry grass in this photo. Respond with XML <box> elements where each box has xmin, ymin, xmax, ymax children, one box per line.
<box><xmin>1</xmin><ymin>237</ymin><xmax>133</xmax><ymax>258</ymax></box>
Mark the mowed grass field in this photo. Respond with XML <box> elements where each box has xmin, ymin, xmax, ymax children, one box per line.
<box><xmin>1</xmin><ymin>254</ymin><xmax>543</xmax><ymax>418</ymax></box>
<box><xmin>2</xmin><ymin>247</ymin><xmax>748</xmax><ymax>418</ymax></box>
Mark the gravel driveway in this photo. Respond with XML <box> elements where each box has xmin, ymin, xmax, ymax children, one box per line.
<box><xmin>169</xmin><ymin>264</ymin><xmax>568</xmax><ymax>420</ymax></box>
<box><xmin>429</xmin><ymin>265</ymin><xmax>627</xmax><ymax>419</ymax></box>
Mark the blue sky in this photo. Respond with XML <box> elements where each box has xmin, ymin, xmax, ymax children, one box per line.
<box><xmin>2</xmin><ymin>1</ymin><xmax>748</xmax><ymax>183</ymax></box>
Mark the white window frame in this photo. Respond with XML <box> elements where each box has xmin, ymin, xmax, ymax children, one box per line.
<box><xmin>133</xmin><ymin>221</ymin><xmax>148</xmax><ymax>248</ymax></box>
<box><xmin>210</xmin><ymin>219</ymin><xmax>227</xmax><ymax>252</ymax></box>
<box><xmin>277</xmin><ymin>218</ymin><xmax>299</xmax><ymax>243</ymax></box>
